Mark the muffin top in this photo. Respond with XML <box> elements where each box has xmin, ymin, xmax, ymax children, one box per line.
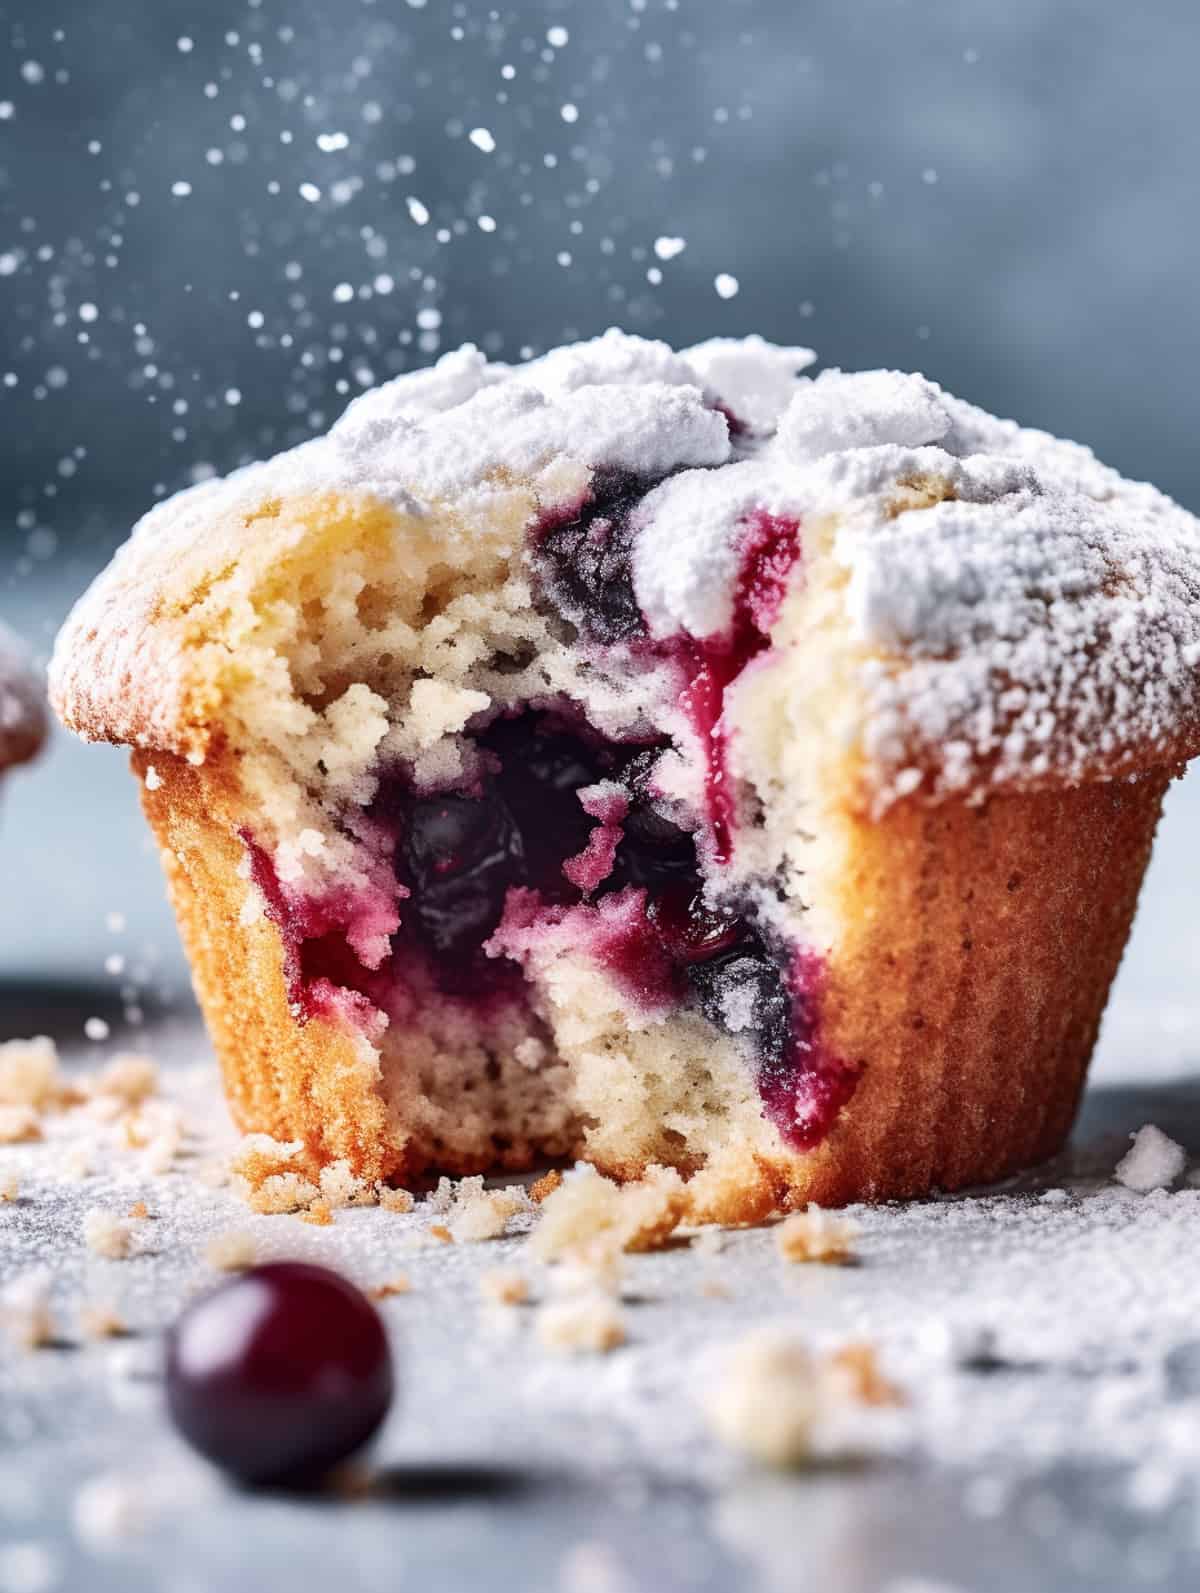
<box><xmin>0</xmin><ymin>622</ymin><xmax>46</xmax><ymax>773</ymax></box>
<box><xmin>50</xmin><ymin>330</ymin><xmax>1200</xmax><ymax>804</ymax></box>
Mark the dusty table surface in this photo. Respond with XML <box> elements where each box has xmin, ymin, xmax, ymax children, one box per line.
<box><xmin>2</xmin><ymin>990</ymin><xmax>1200</xmax><ymax>1593</ymax></box>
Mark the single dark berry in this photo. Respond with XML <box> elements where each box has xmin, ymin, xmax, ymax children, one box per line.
<box><xmin>535</xmin><ymin>472</ymin><xmax>650</xmax><ymax>644</ymax></box>
<box><xmin>489</xmin><ymin>720</ymin><xmax>608</xmax><ymax>896</ymax></box>
<box><xmin>399</xmin><ymin>790</ymin><xmax>524</xmax><ymax>960</ymax></box>
<box><xmin>646</xmin><ymin>884</ymin><xmax>741</xmax><ymax>964</ymax></box>
<box><xmin>165</xmin><ymin>1262</ymin><xmax>394</xmax><ymax>1488</ymax></box>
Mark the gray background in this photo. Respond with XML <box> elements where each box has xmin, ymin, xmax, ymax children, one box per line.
<box><xmin>2</xmin><ymin>0</ymin><xmax>1200</xmax><ymax>1043</ymax></box>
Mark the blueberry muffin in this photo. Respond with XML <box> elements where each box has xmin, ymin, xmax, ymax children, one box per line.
<box><xmin>50</xmin><ymin>332</ymin><xmax>1200</xmax><ymax>1216</ymax></box>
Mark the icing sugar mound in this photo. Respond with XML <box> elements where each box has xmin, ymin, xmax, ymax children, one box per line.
<box><xmin>777</xmin><ymin>368</ymin><xmax>954</xmax><ymax>458</ymax></box>
<box><xmin>633</xmin><ymin>461</ymin><xmax>799</xmax><ymax>639</ymax></box>
<box><xmin>682</xmin><ymin>334</ymin><xmax>816</xmax><ymax>434</ymax></box>
<box><xmin>331</xmin><ymin>378</ymin><xmax>730</xmax><ymax>504</ymax></box>
<box><xmin>1115</xmin><ymin>1124</ymin><xmax>1187</xmax><ymax>1192</ymax></box>
<box><xmin>520</xmin><ymin>325</ymin><xmax>702</xmax><ymax>397</ymax></box>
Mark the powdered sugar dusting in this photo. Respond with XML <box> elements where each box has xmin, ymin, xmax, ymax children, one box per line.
<box><xmin>50</xmin><ymin>335</ymin><xmax>1200</xmax><ymax>804</ymax></box>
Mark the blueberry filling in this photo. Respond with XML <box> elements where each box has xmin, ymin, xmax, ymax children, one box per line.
<box><xmin>398</xmin><ymin>791</ymin><xmax>525</xmax><ymax>963</ymax></box>
<box><xmin>389</xmin><ymin>712</ymin><xmax>796</xmax><ymax>1070</ymax></box>
<box><xmin>533</xmin><ymin>470</ymin><xmax>651</xmax><ymax>644</ymax></box>
<box><xmin>247</xmin><ymin>486</ymin><xmax>860</xmax><ymax>1151</ymax></box>
<box><xmin>393</xmin><ymin>715</ymin><xmax>630</xmax><ymax>973</ymax></box>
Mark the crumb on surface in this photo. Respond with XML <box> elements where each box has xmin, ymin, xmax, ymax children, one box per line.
<box><xmin>1</xmin><ymin>1268</ymin><xmax>55</xmax><ymax>1349</ymax></box>
<box><xmin>0</xmin><ymin>1170</ymin><xmax>18</xmax><ymax>1202</ymax></box>
<box><xmin>429</xmin><ymin>1223</ymin><xmax>454</xmax><ymax>1244</ymax></box>
<box><xmin>127</xmin><ymin>1201</ymin><xmax>149</xmax><ymax>1220</ymax></box>
<box><xmin>87</xmin><ymin>1053</ymin><xmax>158</xmax><ymax>1105</ymax></box>
<box><xmin>318</xmin><ymin>1158</ymin><xmax>375</xmax><ymax>1210</ymax></box>
<box><xmin>826</xmin><ymin>1342</ymin><xmax>906</xmax><ymax>1407</ymax></box>
<box><xmin>300</xmin><ymin>1199</ymin><xmax>334</xmax><ymax>1226</ymax></box>
<box><xmin>1115</xmin><ymin>1124</ymin><xmax>1187</xmax><ymax>1192</ymax></box>
<box><xmin>705</xmin><ymin>1331</ymin><xmax>821</xmax><ymax>1467</ymax></box>
<box><xmin>706</xmin><ymin>1330</ymin><xmax>907</xmax><ymax>1467</ymax></box>
<box><xmin>448</xmin><ymin>1181</ymin><xmax>530</xmax><ymax>1242</ymax></box>
<box><xmin>80</xmin><ymin>1301</ymin><xmax>128</xmax><ymax>1339</ymax></box>
<box><xmin>0</xmin><ymin>1036</ymin><xmax>61</xmax><ymax>1109</ymax></box>
<box><xmin>529</xmin><ymin>1169</ymin><xmax>563</xmax><ymax>1204</ymax></box>
<box><xmin>368</xmin><ymin>1276</ymin><xmax>411</xmax><ymax>1300</ymax></box>
<box><xmin>83</xmin><ymin>1208</ymin><xmax>137</xmax><ymax>1260</ymax></box>
<box><xmin>0</xmin><ymin>1105</ymin><xmax>41</xmax><ymax>1144</ymax></box>
<box><xmin>532</xmin><ymin>1163</ymin><xmax>686</xmax><ymax>1261</ymax></box>
<box><xmin>480</xmin><ymin>1268</ymin><xmax>529</xmax><ymax>1306</ymax></box>
<box><xmin>536</xmin><ymin>1294</ymin><xmax>627</xmax><ymax>1355</ymax></box>
<box><xmin>378</xmin><ymin>1185</ymin><xmax>415</xmax><ymax>1213</ymax></box>
<box><xmin>204</xmin><ymin>1230</ymin><xmax>257</xmax><ymax>1271</ymax></box>
<box><xmin>776</xmin><ymin>1203</ymin><xmax>859</xmax><ymax>1264</ymax></box>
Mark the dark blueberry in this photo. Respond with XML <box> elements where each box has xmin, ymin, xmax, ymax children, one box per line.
<box><xmin>608</xmin><ymin>750</ymin><xmax>699</xmax><ymax>892</ymax></box>
<box><xmin>646</xmin><ymin>884</ymin><xmax>741</xmax><ymax>963</ymax></box>
<box><xmin>399</xmin><ymin>790</ymin><xmax>524</xmax><ymax>960</ymax></box>
<box><xmin>686</xmin><ymin>933</ymin><xmax>791</xmax><ymax>1067</ymax></box>
<box><xmin>535</xmin><ymin>472</ymin><xmax>650</xmax><ymax>644</ymax></box>
<box><xmin>487</xmin><ymin>718</ymin><xmax>610</xmax><ymax>899</ymax></box>
<box><xmin>165</xmin><ymin>1262</ymin><xmax>394</xmax><ymax>1488</ymax></box>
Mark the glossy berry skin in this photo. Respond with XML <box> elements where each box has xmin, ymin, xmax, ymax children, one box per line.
<box><xmin>165</xmin><ymin>1262</ymin><xmax>394</xmax><ymax>1488</ymax></box>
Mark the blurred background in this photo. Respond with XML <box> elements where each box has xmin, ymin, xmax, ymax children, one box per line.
<box><xmin>2</xmin><ymin>0</ymin><xmax>1199</xmax><ymax>1064</ymax></box>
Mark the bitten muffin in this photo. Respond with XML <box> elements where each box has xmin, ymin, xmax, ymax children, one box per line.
<box><xmin>0</xmin><ymin>622</ymin><xmax>46</xmax><ymax>783</ymax></box>
<box><xmin>49</xmin><ymin>333</ymin><xmax>1200</xmax><ymax>1218</ymax></box>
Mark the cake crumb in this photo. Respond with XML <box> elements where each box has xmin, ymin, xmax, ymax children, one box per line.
<box><xmin>1</xmin><ymin>1268</ymin><xmax>55</xmax><ymax>1349</ymax></box>
<box><xmin>126</xmin><ymin>1200</ymin><xmax>149</xmax><ymax>1220</ymax></box>
<box><xmin>1115</xmin><ymin>1124</ymin><xmax>1187</xmax><ymax>1192</ymax></box>
<box><xmin>826</xmin><ymin>1342</ymin><xmax>906</xmax><ymax>1407</ymax></box>
<box><xmin>536</xmin><ymin>1294</ymin><xmax>627</xmax><ymax>1355</ymax></box>
<box><xmin>705</xmin><ymin>1331</ymin><xmax>821</xmax><ymax>1467</ymax></box>
<box><xmin>83</xmin><ymin>1208</ymin><xmax>136</xmax><ymax>1260</ymax></box>
<box><xmin>533</xmin><ymin>1164</ymin><xmax>686</xmax><ymax>1261</ymax></box>
<box><xmin>378</xmin><ymin>1185</ymin><xmax>415</xmax><ymax>1213</ymax></box>
<box><xmin>318</xmin><ymin>1158</ymin><xmax>375</xmax><ymax>1210</ymax></box>
<box><xmin>480</xmin><ymin>1268</ymin><xmax>529</xmax><ymax>1306</ymax></box>
<box><xmin>230</xmin><ymin>1133</ymin><xmax>319</xmax><ymax>1212</ymax></box>
<box><xmin>776</xmin><ymin>1203</ymin><xmax>858</xmax><ymax>1264</ymax></box>
<box><xmin>368</xmin><ymin>1276</ymin><xmax>411</xmax><ymax>1300</ymax></box>
<box><xmin>300</xmin><ymin>1200</ymin><xmax>334</xmax><ymax>1227</ymax></box>
<box><xmin>530</xmin><ymin>1169</ymin><xmax>563</xmax><ymax>1204</ymax></box>
<box><xmin>429</xmin><ymin>1223</ymin><xmax>454</xmax><ymax>1244</ymax></box>
<box><xmin>0</xmin><ymin>1036</ymin><xmax>61</xmax><ymax>1109</ymax></box>
<box><xmin>0</xmin><ymin>1105</ymin><xmax>41</xmax><ymax>1144</ymax></box>
<box><xmin>87</xmin><ymin>1053</ymin><xmax>158</xmax><ymax>1105</ymax></box>
<box><xmin>0</xmin><ymin>1171</ymin><xmax>18</xmax><ymax>1202</ymax></box>
<box><xmin>449</xmin><ymin>1183</ymin><xmax>529</xmax><ymax>1242</ymax></box>
<box><xmin>205</xmin><ymin>1230</ymin><xmax>257</xmax><ymax>1271</ymax></box>
<box><xmin>80</xmin><ymin>1302</ymin><xmax>128</xmax><ymax>1339</ymax></box>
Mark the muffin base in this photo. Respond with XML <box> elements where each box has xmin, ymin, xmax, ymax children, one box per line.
<box><xmin>137</xmin><ymin>749</ymin><xmax>1171</xmax><ymax>1216</ymax></box>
